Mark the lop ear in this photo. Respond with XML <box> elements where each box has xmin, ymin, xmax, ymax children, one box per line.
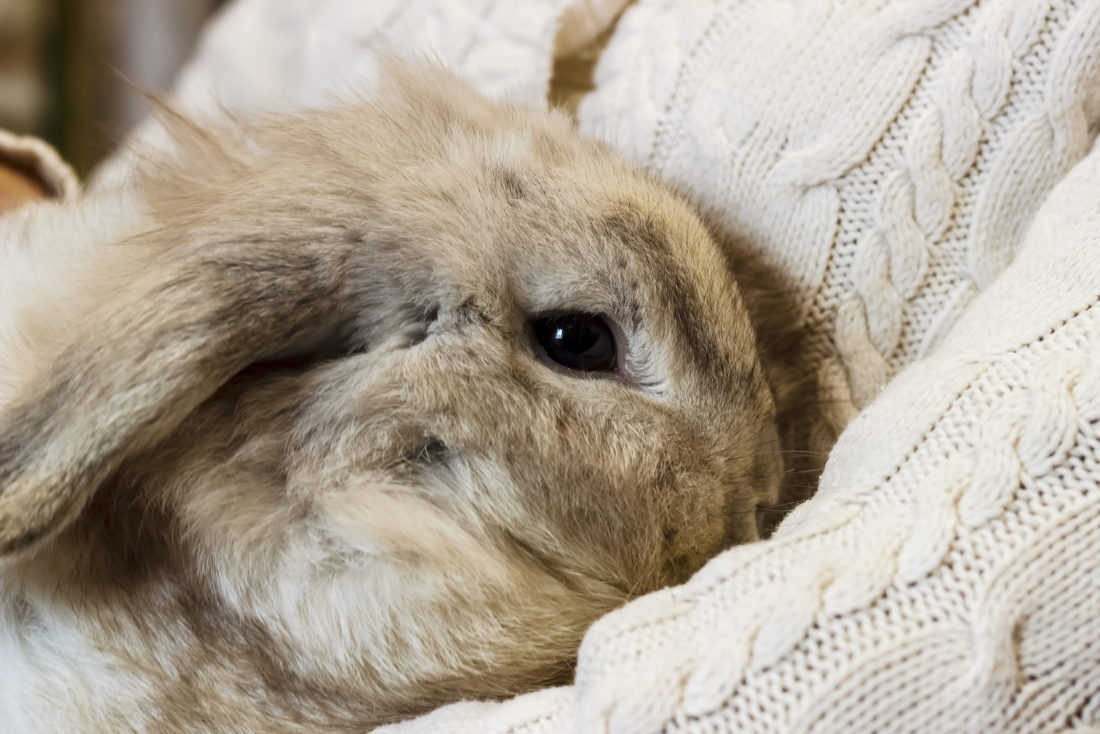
<box><xmin>0</xmin><ymin>238</ymin><xmax>356</xmax><ymax>559</ymax></box>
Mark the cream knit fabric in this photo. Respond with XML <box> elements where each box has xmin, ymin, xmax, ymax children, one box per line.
<box><xmin>95</xmin><ymin>0</ymin><xmax>1100</xmax><ymax>731</ymax></box>
<box><xmin>89</xmin><ymin>0</ymin><xmax>631</xmax><ymax>190</ymax></box>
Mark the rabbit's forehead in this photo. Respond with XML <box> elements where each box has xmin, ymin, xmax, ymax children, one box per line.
<box><xmin>597</xmin><ymin>208</ymin><xmax>758</xmax><ymax>375</ymax></box>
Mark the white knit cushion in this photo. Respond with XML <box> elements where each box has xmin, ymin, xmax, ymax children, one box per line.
<box><xmin>93</xmin><ymin>0</ymin><xmax>1100</xmax><ymax>730</ymax></box>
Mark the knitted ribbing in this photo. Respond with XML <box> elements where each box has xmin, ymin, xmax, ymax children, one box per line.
<box><xmin>580</xmin><ymin>0</ymin><xmax>1100</xmax><ymax>434</ymax></box>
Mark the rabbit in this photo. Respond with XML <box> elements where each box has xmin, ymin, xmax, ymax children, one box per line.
<box><xmin>0</xmin><ymin>61</ymin><xmax>782</xmax><ymax>732</ymax></box>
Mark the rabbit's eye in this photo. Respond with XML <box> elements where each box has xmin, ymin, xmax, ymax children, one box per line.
<box><xmin>532</xmin><ymin>314</ymin><xmax>617</xmax><ymax>373</ymax></box>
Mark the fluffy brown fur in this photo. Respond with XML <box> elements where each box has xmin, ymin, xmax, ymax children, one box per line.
<box><xmin>0</xmin><ymin>62</ymin><xmax>781</xmax><ymax>731</ymax></box>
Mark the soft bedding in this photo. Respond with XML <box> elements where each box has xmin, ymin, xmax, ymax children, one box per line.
<box><xmin>78</xmin><ymin>0</ymin><xmax>1100</xmax><ymax>730</ymax></box>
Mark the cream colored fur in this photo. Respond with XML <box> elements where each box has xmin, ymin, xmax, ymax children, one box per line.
<box><xmin>0</xmin><ymin>63</ymin><xmax>780</xmax><ymax>731</ymax></box>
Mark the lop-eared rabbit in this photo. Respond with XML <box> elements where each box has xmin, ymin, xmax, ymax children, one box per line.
<box><xmin>0</xmin><ymin>63</ymin><xmax>781</xmax><ymax>732</ymax></box>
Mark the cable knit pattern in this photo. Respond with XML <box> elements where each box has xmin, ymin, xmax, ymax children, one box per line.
<box><xmin>581</xmin><ymin>0</ymin><xmax>1100</xmax><ymax>428</ymax></box>
<box><xmin>87</xmin><ymin>0</ymin><xmax>1100</xmax><ymax>730</ymax></box>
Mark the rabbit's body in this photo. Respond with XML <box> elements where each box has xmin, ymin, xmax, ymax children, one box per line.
<box><xmin>0</xmin><ymin>64</ymin><xmax>780</xmax><ymax>731</ymax></box>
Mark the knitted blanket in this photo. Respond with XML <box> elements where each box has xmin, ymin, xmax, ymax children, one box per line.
<box><xmin>98</xmin><ymin>0</ymin><xmax>1100</xmax><ymax>731</ymax></box>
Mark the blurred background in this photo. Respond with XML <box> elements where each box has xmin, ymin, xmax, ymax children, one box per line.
<box><xmin>1</xmin><ymin>0</ymin><xmax>224</xmax><ymax>177</ymax></box>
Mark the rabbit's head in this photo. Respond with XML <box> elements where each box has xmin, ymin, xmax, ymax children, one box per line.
<box><xmin>0</xmin><ymin>63</ymin><xmax>780</xmax><ymax>730</ymax></box>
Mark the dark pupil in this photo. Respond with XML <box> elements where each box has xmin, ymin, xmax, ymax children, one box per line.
<box><xmin>533</xmin><ymin>314</ymin><xmax>617</xmax><ymax>372</ymax></box>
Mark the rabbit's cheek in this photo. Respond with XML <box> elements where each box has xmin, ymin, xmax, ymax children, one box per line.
<box><xmin>284</xmin><ymin>335</ymin><xmax>514</xmax><ymax>487</ymax></box>
<box><xmin>281</xmin><ymin>354</ymin><xmax>427</xmax><ymax>478</ymax></box>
